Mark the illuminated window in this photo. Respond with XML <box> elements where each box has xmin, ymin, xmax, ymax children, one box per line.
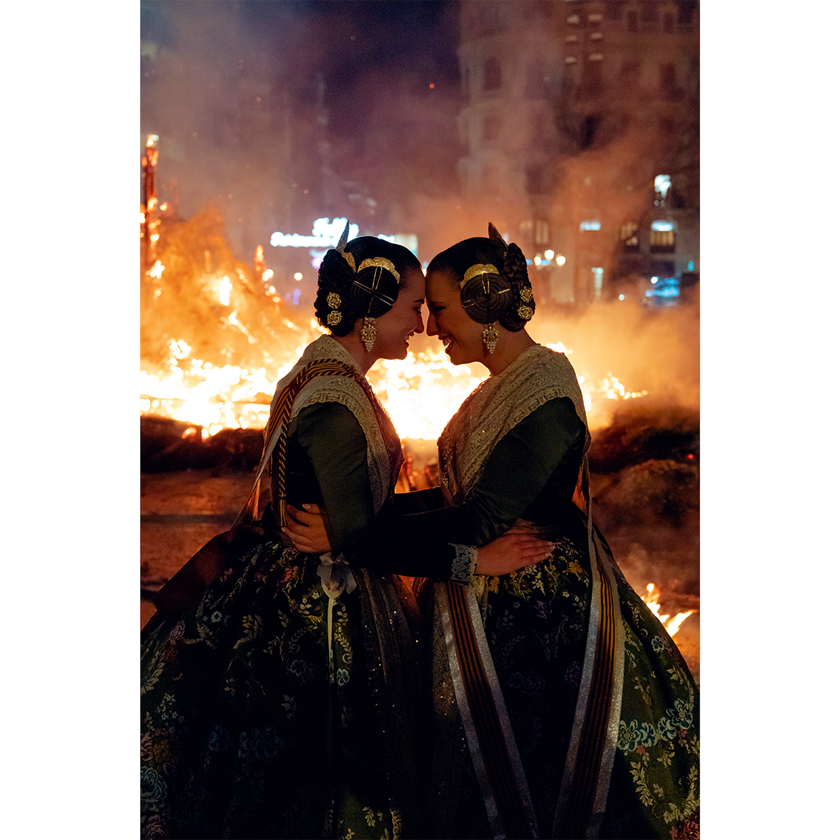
<box><xmin>565</xmin><ymin>56</ymin><xmax>578</xmax><ymax>64</ymax></box>
<box><xmin>589</xmin><ymin>32</ymin><xmax>604</xmax><ymax>41</ymax></box>
<box><xmin>588</xmin><ymin>13</ymin><xmax>604</xmax><ymax>25</ymax></box>
<box><xmin>650</xmin><ymin>229</ymin><xmax>675</xmax><ymax>253</ymax></box>
<box><xmin>565</xmin><ymin>34</ymin><xmax>579</xmax><ymax>43</ymax></box>
<box><xmin>620</xmin><ymin>221</ymin><xmax>639</xmax><ymax>251</ymax></box>
<box><xmin>589</xmin><ymin>52</ymin><xmax>604</xmax><ymax>61</ymax></box>
<box><xmin>592</xmin><ymin>266</ymin><xmax>604</xmax><ymax>298</ymax></box>
<box><xmin>567</xmin><ymin>14</ymin><xmax>581</xmax><ymax>26</ymax></box>
<box><xmin>580</xmin><ymin>220</ymin><xmax>601</xmax><ymax>231</ymax></box>
<box><xmin>535</xmin><ymin>219</ymin><xmax>550</xmax><ymax>245</ymax></box>
<box><xmin>654</xmin><ymin>174</ymin><xmax>672</xmax><ymax>204</ymax></box>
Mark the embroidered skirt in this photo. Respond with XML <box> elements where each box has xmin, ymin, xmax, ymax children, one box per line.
<box><xmin>426</xmin><ymin>524</ymin><xmax>699</xmax><ymax>839</ymax></box>
<box><xmin>141</xmin><ymin>538</ymin><xmax>425</xmax><ymax>839</ymax></box>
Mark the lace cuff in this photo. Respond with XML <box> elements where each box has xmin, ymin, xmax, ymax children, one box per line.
<box><xmin>449</xmin><ymin>543</ymin><xmax>477</xmax><ymax>584</ymax></box>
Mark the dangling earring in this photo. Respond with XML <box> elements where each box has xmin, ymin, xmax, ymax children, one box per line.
<box><xmin>360</xmin><ymin>317</ymin><xmax>377</xmax><ymax>352</ymax></box>
<box><xmin>482</xmin><ymin>322</ymin><xmax>499</xmax><ymax>354</ymax></box>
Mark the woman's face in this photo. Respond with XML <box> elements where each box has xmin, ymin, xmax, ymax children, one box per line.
<box><xmin>371</xmin><ymin>266</ymin><xmax>425</xmax><ymax>360</ymax></box>
<box><xmin>425</xmin><ymin>269</ymin><xmax>485</xmax><ymax>366</ymax></box>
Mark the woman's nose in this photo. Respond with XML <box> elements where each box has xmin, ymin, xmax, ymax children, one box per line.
<box><xmin>426</xmin><ymin>312</ymin><xmax>439</xmax><ymax>336</ymax></box>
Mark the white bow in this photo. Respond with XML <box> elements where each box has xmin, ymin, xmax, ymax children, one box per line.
<box><xmin>316</xmin><ymin>552</ymin><xmax>357</xmax><ymax>600</ymax></box>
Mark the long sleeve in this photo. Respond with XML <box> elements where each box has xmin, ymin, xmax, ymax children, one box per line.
<box><xmin>284</xmin><ymin>402</ymin><xmax>455</xmax><ymax>574</ymax></box>
<box><xmin>286</xmin><ymin>401</ymin><xmax>379</xmax><ymax>553</ymax></box>
<box><xmin>345</xmin><ymin>397</ymin><xmax>586</xmax><ymax>580</ymax></box>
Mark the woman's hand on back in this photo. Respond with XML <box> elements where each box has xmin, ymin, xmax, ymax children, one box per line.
<box><xmin>283</xmin><ymin>504</ymin><xmax>332</xmax><ymax>554</ymax></box>
<box><xmin>475</xmin><ymin>527</ymin><xmax>554</xmax><ymax>576</ymax></box>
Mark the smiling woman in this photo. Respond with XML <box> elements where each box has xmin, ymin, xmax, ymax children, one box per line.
<box><xmin>139</xmin><ymin>232</ymin><xmax>432</xmax><ymax>839</ymax></box>
<box><xmin>313</xmin><ymin>235</ymin><xmax>425</xmax><ymax>361</ymax></box>
<box><xmin>405</xmin><ymin>228</ymin><xmax>700</xmax><ymax>839</ymax></box>
<box><xmin>425</xmin><ymin>225</ymin><xmax>538</xmax><ymax>375</ymax></box>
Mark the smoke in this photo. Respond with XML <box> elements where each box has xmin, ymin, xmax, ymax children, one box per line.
<box><xmin>141</xmin><ymin>0</ymin><xmax>462</xmax><ymax>261</ymax></box>
<box><xmin>530</xmin><ymin>298</ymin><xmax>700</xmax><ymax>420</ymax></box>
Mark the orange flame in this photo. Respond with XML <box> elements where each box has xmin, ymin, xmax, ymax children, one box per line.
<box><xmin>642</xmin><ymin>583</ymin><xmax>695</xmax><ymax>637</ymax></box>
<box><xmin>141</xmin><ymin>259</ymin><xmax>650</xmax><ymax>441</ymax></box>
<box><xmin>141</xmin><ymin>333</ymin><xmax>646</xmax><ymax>439</ymax></box>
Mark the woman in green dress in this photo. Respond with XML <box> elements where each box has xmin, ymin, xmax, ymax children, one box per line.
<box><xmin>140</xmin><ymin>232</ymin><xmax>548</xmax><ymax>840</ymax></box>
<box><xmin>288</xmin><ymin>227</ymin><xmax>700</xmax><ymax>839</ymax></box>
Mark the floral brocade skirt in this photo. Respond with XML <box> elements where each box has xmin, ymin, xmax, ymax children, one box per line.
<box><xmin>141</xmin><ymin>538</ymin><xmax>426</xmax><ymax>840</ymax></box>
<box><xmin>425</xmin><ymin>524</ymin><xmax>700</xmax><ymax>840</ymax></box>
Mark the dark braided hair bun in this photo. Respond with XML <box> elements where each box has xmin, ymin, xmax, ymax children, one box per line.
<box><xmin>460</xmin><ymin>268</ymin><xmax>512</xmax><ymax>324</ymax></box>
<box><xmin>314</xmin><ymin>247</ymin><xmax>359</xmax><ymax>336</ymax></box>
<box><xmin>348</xmin><ymin>260</ymin><xmax>400</xmax><ymax>319</ymax></box>
<box><xmin>498</xmin><ymin>241</ymin><xmax>535</xmax><ymax>332</ymax></box>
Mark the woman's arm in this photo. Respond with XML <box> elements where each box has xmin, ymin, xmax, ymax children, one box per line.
<box><xmin>288</xmin><ymin>397</ymin><xmax>584</xmax><ymax>580</ymax></box>
<box><xmin>290</xmin><ymin>401</ymin><xmax>377</xmax><ymax>553</ymax></box>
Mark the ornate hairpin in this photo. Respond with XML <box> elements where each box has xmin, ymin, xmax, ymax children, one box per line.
<box><xmin>461</xmin><ymin>263</ymin><xmax>500</xmax><ymax>288</ymax></box>
<box><xmin>335</xmin><ymin>221</ymin><xmax>356</xmax><ymax>271</ymax></box>
<box><xmin>326</xmin><ymin>292</ymin><xmax>342</xmax><ymax>326</ymax></box>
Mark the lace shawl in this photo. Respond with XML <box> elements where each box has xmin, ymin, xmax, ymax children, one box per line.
<box><xmin>437</xmin><ymin>345</ymin><xmax>589</xmax><ymax>504</ymax></box>
<box><xmin>269</xmin><ymin>334</ymin><xmax>403</xmax><ymax>513</ymax></box>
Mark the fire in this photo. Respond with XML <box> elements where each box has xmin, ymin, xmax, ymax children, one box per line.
<box><xmin>141</xmin><ymin>307</ymin><xmax>649</xmax><ymax>443</ymax></box>
<box><xmin>642</xmin><ymin>583</ymin><xmax>695</xmax><ymax>637</ymax></box>
<box><xmin>142</xmin><ymin>153</ymin><xmax>694</xmax><ymax>625</ymax></box>
<box><xmin>140</xmin><ymin>197</ymin><xmax>650</xmax><ymax>445</ymax></box>
<box><xmin>219</xmin><ymin>276</ymin><xmax>232</xmax><ymax>306</ymax></box>
<box><xmin>372</xmin><ymin>351</ymin><xmax>483</xmax><ymax>441</ymax></box>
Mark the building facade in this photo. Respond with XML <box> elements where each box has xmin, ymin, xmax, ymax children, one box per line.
<box><xmin>457</xmin><ymin>0</ymin><xmax>699</xmax><ymax>306</ymax></box>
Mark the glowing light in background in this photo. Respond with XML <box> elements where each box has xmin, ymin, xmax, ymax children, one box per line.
<box><xmin>270</xmin><ymin>217</ymin><xmax>360</xmax><ymax>248</ymax></box>
<box><xmin>654</xmin><ymin>174</ymin><xmax>672</xmax><ymax>200</ymax></box>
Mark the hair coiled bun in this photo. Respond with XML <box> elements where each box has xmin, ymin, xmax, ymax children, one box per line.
<box><xmin>314</xmin><ymin>248</ymin><xmax>359</xmax><ymax>336</ymax></box>
<box><xmin>348</xmin><ymin>261</ymin><xmax>400</xmax><ymax>320</ymax></box>
<box><xmin>460</xmin><ymin>265</ymin><xmax>512</xmax><ymax>325</ymax></box>
<box><xmin>498</xmin><ymin>241</ymin><xmax>535</xmax><ymax>332</ymax></box>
